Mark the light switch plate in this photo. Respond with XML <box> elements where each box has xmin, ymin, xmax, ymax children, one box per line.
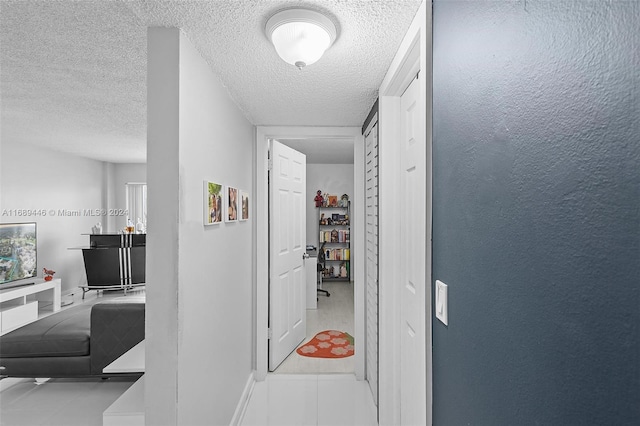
<box><xmin>435</xmin><ymin>280</ymin><xmax>448</xmax><ymax>326</ymax></box>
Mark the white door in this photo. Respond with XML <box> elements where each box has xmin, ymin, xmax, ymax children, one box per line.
<box><xmin>365</xmin><ymin>121</ymin><xmax>379</xmax><ymax>406</ymax></box>
<box><xmin>400</xmin><ymin>76</ymin><xmax>426</xmax><ymax>425</ymax></box>
<box><xmin>269</xmin><ymin>140</ymin><xmax>307</xmax><ymax>371</ymax></box>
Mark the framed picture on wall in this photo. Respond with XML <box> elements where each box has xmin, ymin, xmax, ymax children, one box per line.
<box><xmin>227</xmin><ymin>186</ymin><xmax>238</xmax><ymax>222</ymax></box>
<box><xmin>204</xmin><ymin>180</ymin><xmax>223</xmax><ymax>226</ymax></box>
<box><xmin>240</xmin><ymin>191</ymin><xmax>249</xmax><ymax>221</ymax></box>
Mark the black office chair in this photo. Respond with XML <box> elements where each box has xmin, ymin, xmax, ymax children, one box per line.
<box><xmin>317</xmin><ymin>245</ymin><xmax>330</xmax><ymax>297</ymax></box>
<box><xmin>317</xmin><ymin>262</ymin><xmax>330</xmax><ymax>297</ymax></box>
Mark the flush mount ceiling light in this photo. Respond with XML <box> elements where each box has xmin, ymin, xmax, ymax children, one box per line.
<box><xmin>265</xmin><ymin>8</ymin><xmax>337</xmax><ymax>70</ymax></box>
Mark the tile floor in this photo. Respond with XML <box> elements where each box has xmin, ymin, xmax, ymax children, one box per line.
<box><xmin>241</xmin><ymin>374</ymin><xmax>378</xmax><ymax>426</ymax></box>
<box><xmin>241</xmin><ymin>281</ymin><xmax>379</xmax><ymax>425</ymax></box>
<box><xmin>275</xmin><ymin>281</ymin><xmax>355</xmax><ymax>374</ymax></box>
<box><xmin>1</xmin><ymin>374</ymin><xmax>378</xmax><ymax>426</ymax></box>
<box><xmin>0</xmin><ymin>377</ymin><xmax>137</xmax><ymax>426</ymax></box>
<box><xmin>0</xmin><ymin>282</ymin><xmax>372</xmax><ymax>426</ymax></box>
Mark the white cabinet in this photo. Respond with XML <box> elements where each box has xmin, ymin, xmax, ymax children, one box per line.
<box><xmin>0</xmin><ymin>301</ymin><xmax>38</xmax><ymax>332</ymax></box>
<box><xmin>0</xmin><ymin>278</ymin><xmax>61</xmax><ymax>334</ymax></box>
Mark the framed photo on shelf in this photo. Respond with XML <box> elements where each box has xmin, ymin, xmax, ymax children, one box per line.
<box><xmin>328</xmin><ymin>195</ymin><xmax>338</xmax><ymax>207</ymax></box>
<box><xmin>227</xmin><ymin>186</ymin><xmax>239</xmax><ymax>222</ymax></box>
<box><xmin>204</xmin><ymin>180</ymin><xmax>223</xmax><ymax>226</ymax></box>
<box><xmin>240</xmin><ymin>191</ymin><xmax>249</xmax><ymax>221</ymax></box>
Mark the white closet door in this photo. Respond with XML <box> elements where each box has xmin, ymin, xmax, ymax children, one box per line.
<box><xmin>365</xmin><ymin>121</ymin><xmax>379</xmax><ymax>406</ymax></box>
<box><xmin>400</xmin><ymin>75</ymin><xmax>426</xmax><ymax>426</ymax></box>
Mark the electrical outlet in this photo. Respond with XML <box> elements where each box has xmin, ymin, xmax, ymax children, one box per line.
<box><xmin>435</xmin><ymin>280</ymin><xmax>448</xmax><ymax>326</ymax></box>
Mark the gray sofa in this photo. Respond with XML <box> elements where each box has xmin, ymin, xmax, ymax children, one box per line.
<box><xmin>0</xmin><ymin>298</ymin><xmax>144</xmax><ymax>378</ymax></box>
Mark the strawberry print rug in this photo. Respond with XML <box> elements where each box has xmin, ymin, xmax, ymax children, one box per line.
<box><xmin>296</xmin><ymin>330</ymin><xmax>355</xmax><ymax>358</ymax></box>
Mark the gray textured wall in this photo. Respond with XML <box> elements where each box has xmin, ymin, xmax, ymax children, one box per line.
<box><xmin>432</xmin><ymin>1</ymin><xmax>639</xmax><ymax>424</ymax></box>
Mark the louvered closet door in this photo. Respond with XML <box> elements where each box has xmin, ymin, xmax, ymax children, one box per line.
<box><xmin>365</xmin><ymin>121</ymin><xmax>379</xmax><ymax>406</ymax></box>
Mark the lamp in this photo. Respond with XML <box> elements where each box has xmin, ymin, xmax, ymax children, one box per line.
<box><xmin>265</xmin><ymin>8</ymin><xmax>337</xmax><ymax>69</ymax></box>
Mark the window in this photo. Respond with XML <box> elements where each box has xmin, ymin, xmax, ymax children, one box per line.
<box><xmin>125</xmin><ymin>183</ymin><xmax>147</xmax><ymax>232</ymax></box>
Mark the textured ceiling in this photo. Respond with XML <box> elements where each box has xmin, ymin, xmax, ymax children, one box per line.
<box><xmin>1</xmin><ymin>0</ymin><xmax>421</xmax><ymax>163</ymax></box>
<box><xmin>1</xmin><ymin>0</ymin><xmax>147</xmax><ymax>163</ymax></box>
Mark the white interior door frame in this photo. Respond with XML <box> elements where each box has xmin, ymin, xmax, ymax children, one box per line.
<box><xmin>377</xmin><ymin>1</ymin><xmax>432</xmax><ymax>425</ymax></box>
<box><xmin>255</xmin><ymin>126</ymin><xmax>364</xmax><ymax>381</ymax></box>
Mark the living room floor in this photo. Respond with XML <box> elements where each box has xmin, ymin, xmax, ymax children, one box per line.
<box><xmin>0</xmin><ymin>288</ymin><xmax>144</xmax><ymax>426</ymax></box>
<box><xmin>0</xmin><ymin>376</ymin><xmax>138</xmax><ymax>426</ymax></box>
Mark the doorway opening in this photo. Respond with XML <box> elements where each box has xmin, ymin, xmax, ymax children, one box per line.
<box><xmin>271</xmin><ymin>137</ymin><xmax>356</xmax><ymax>374</ymax></box>
<box><xmin>255</xmin><ymin>126</ymin><xmax>365</xmax><ymax>382</ymax></box>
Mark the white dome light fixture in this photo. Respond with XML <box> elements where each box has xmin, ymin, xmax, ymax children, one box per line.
<box><xmin>265</xmin><ymin>8</ymin><xmax>337</xmax><ymax>70</ymax></box>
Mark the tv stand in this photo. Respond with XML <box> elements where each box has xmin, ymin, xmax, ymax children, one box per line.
<box><xmin>0</xmin><ymin>279</ymin><xmax>61</xmax><ymax>334</ymax></box>
<box><xmin>0</xmin><ymin>281</ymin><xmax>35</xmax><ymax>290</ymax></box>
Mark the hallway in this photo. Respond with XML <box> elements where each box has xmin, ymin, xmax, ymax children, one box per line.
<box><xmin>241</xmin><ymin>374</ymin><xmax>376</xmax><ymax>426</ymax></box>
<box><xmin>1</xmin><ymin>0</ymin><xmax>636</xmax><ymax>424</ymax></box>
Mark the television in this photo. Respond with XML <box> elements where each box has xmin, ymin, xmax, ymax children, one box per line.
<box><xmin>0</xmin><ymin>222</ymin><xmax>37</xmax><ymax>288</ymax></box>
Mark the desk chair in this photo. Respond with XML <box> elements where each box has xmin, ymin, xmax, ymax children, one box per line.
<box><xmin>317</xmin><ymin>262</ymin><xmax>330</xmax><ymax>297</ymax></box>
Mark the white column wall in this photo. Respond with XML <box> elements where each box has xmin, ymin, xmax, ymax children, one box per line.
<box><xmin>146</xmin><ymin>27</ymin><xmax>254</xmax><ymax>426</ymax></box>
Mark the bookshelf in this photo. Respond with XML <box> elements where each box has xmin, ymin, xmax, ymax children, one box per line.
<box><xmin>317</xmin><ymin>202</ymin><xmax>350</xmax><ymax>282</ymax></box>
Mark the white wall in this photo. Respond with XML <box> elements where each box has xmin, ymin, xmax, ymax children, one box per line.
<box><xmin>0</xmin><ymin>141</ymin><xmax>107</xmax><ymax>295</ymax></box>
<box><xmin>306</xmin><ymin>163</ymin><xmax>354</xmax><ymax>247</ymax></box>
<box><xmin>147</xmin><ymin>28</ymin><xmax>254</xmax><ymax>426</ymax></box>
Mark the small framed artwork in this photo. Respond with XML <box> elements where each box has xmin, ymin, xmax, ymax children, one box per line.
<box><xmin>240</xmin><ymin>191</ymin><xmax>249</xmax><ymax>221</ymax></box>
<box><xmin>204</xmin><ymin>181</ymin><xmax>223</xmax><ymax>226</ymax></box>
<box><xmin>227</xmin><ymin>186</ymin><xmax>238</xmax><ymax>222</ymax></box>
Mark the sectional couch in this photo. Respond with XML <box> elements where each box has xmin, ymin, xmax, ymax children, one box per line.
<box><xmin>0</xmin><ymin>297</ymin><xmax>144</xmax><ymax>378</ymax></box>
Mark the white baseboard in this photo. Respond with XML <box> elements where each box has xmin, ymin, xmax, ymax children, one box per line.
<box><xmin>229</xmin><ymin>371</ymin><xmax>256</xmax><ymax>426</ymax></box>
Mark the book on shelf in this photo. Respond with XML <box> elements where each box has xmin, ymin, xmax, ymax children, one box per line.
<box><xmin>319</xmin><ymin>229</ymin><xmax>350</xmax><ymax>243</ymax></box>
<box><xmin>320</xmin><ymin>248</ymin><xmax>350</xmax><ymax>261</ymax></box>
